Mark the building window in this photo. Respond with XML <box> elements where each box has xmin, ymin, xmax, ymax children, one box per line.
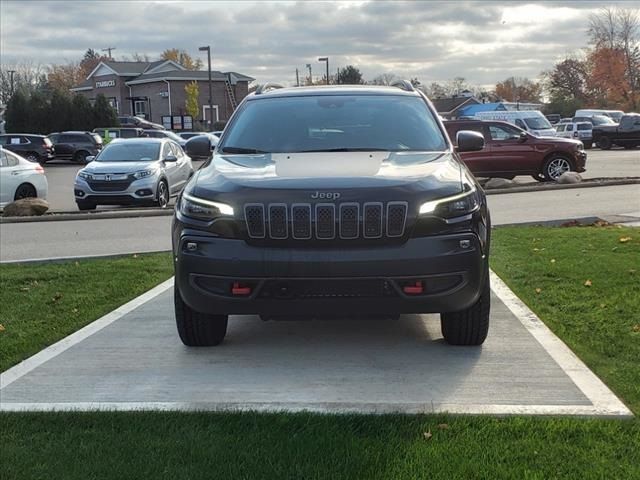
<box><xmin>134</xmin><ymin>100</ymin><xmax>147</xmax><ymax>118</ymax></box>
<box><xmin>202</xmin><ymin>105</ymin><xmax>219</xmax><ymax>127</ymax></box>
<box><xmin>108</xmin><ymin>97</ymin><xmax>119</xmax><ymax>113</ymax></box>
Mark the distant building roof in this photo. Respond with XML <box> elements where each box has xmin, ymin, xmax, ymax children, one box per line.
<box><xmin>125</xmin><ymin>70</ymin><xmax>254</xmax><ymax>85</ymax></box>
<box><xmin>71</xmin><ymin>59</ymin><xmax>253</xmax><ymax>91</ymax></box>
<box><xmin>431</xmin><ymin>96</ymin><xmax>479</xmax><ymax>115</ymax></box>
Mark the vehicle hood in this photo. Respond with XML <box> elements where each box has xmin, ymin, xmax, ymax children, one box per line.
<box><xmin>189</xmin><ymin>151</ymin><xmax>466</xmax><ymax>204</ymax></box>
<box><xmin>83</xmin><ymin>161</ymin><xmax>159</xmax><ymax>174</ymax></box>
<box><xmin>536</xmin><ymin>136</ymin><xmax>583</xmax><ymax>147</ymax></box>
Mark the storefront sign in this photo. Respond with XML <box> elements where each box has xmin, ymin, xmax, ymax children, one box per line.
<box><xmin>95</xmin><ymin>80</ymin><xmax>116</xmax><ymax>88</ymax></box>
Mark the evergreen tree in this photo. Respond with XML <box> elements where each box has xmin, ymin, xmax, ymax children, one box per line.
<box><xmin>27</xmin><ymin>91</ymin><xmax>50</xmax><ymax>134</ymax></box>
<box><xmin>336</xmin><ymin>65</ymin><xmax>364</xmax><ymax>85</ymax></box>
<box><xmin>70</xmin><ymin>94</ymin><xmax>94</xmax><ymax>131</ymax></box>
<box><xmin>48</xmin><ymin>90</ymin><xmax>73</xmax><ymax>133</ymax></box>
<box><xmin>4</xmin><ymin>90</ymin><xmax>29</xmax><ymax>133</ymax></box>
<box><xmin>93</xmin><ymin>94</ymin><xmax>119</xmax><ymax>128</ymax></box>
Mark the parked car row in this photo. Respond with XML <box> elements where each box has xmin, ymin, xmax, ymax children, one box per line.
<box><xmin>0</xmin><ymin>128</ymin><xmax>222</xmax><ymax>165</ymax></box>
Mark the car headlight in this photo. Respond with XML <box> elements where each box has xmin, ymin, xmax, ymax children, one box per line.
<box><xmin>77</xmin><ymin>171</ymin><xmax>92</xmax><ymax>181</ymax></box>
<box><xmin>179</xmin><ymin>193</ymin><xmax>234</xmax><ymax>220</ymax></box>
<box><xmin>134</xmin><ymin>169</ymin><xmax>156</xmax><ymax>179</ymax></box>
<box><xmin>419</xmin><ymin>184</ymin><xmax>480</xmax><ymax>219</ymax></box>
<box><xmin>576</xmin><ymin>142</ymin><xmax>584</xmax><ymax>150</ymax></box>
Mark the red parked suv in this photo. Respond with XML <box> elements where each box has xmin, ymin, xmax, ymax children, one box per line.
<box><xmin>445</xmin><ymin>120</ymin><xmax>587</xmax><ymax>181</ymax></box>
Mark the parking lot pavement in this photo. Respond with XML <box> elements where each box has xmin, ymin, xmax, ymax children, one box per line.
<box><xmin>0</xmin><ymin>275</ymin><xmax>630</xmax><ymax>416</ymax></box>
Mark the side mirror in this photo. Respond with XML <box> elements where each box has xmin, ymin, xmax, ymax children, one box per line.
<box><xmin>456</xmin><ymin>130</ymin><xmax>485</xmax><ymax>152</ymax></box>
<box><xmin>518</xmin><ymin>131</ymin><xmax>528</xmax><ymax>143</ymax></box>
<box><xmin>164</xmin><ymin>154</ymin><xmax>178</xmax><ymax>162</ymax></box>
<box><xmin>185</xmin><ymin>135</ymin><xmax>213</xmax><ymax>159</ymax></box>
<box><xmin>85</xmin><ymin>156</ymin><xmax>95</xmax><ymax>163</ymax></box>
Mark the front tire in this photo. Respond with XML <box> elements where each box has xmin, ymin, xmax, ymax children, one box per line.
<box><xmin>156</xmin><ymin>180</ymin><xmax>169</xmax><ymax>208</ymax></box>
<box><xmin>440</xmin><ymin>272</ymin><xmax>490</xmax><ymax>346</ymax></box>
<box><xmin>175</xmin><ymin>285</ymin><xmax>228</xmax><ymax>346</ymax></box>
<box><xmin>74</xmin><ymin>151</ymin><xmax>89</xmax><ymax>163</ymax></box>
<box><xmin>541</xmin><ymin>155</ymin><xmax>572</xmax><ymax>181</ymax></box>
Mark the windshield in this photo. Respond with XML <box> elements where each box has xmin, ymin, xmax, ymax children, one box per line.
<box><xmin>523</xmin><ymin>116</ymin><xmax>553</xmax><ymax>130</ymax></box>
<box><xmin>220</xmin><ymin>95</ymin><xmax>447</xmax><ymax>153</ymax></box>
<box><xmin>96</xmin><ymin>142</ymin><xmax>160</xmax><ymax>162</ymax></box>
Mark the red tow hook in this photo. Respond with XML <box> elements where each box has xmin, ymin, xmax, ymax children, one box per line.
<box><xmin>403</xmin><ymin>281</ymin><xmax>424</xmax><ymax>295</ymax></box>
<box><xmin>231</xmin><ymin>282</ymin><xmax>252</xmax><ymax>296</ymax></box>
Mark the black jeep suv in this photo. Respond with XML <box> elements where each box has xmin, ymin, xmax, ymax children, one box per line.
<box><xmin>174</xmin><ymin>83</ymin><xmax>490</xmax><ymax>347</ymax></box>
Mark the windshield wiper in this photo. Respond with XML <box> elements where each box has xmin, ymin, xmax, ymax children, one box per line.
<box><xmin>298</xmin><ymin>147</ymin><xmax>388</xmax><ymax>152</ymax></box>
<box><xmin>219</xmin><ymin>146</ymin><xmax>269</xmax><ymax>154</ymax></box>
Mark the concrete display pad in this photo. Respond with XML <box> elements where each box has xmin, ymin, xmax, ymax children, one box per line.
<box><xmin>0</xmin><ymin>273</ymin><xmax>631</xmax><ymax>417</ymax></box>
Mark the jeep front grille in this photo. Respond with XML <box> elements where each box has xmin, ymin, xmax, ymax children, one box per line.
<box><xmin>244</xmin><ymin>202</ymin><xmax>408</xmax><ymax>240</ymax></box>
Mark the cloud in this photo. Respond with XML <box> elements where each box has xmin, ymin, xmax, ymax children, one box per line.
<box><xmin>0</xmin><ymin>0</ymin><xmax>603</xmax><ymax>88</ymax></box>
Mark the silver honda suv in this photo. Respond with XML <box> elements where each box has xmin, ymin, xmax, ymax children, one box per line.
<box><xmin>74</xmin><ymin>138</ymin><xmax>193</xmax><ymax>210</ymax></box>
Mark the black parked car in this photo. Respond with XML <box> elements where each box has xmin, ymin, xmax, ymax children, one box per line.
<box><xmin>117</xmin><ymin>115</ymin><xmax>165</xmax><ymax>130</ymax></box>
<box><xmin>0</xmin><ymin>134</ymin><xmax>55</xmax><ymax>163</ymax></box>
<box><xmin>48</xmin><ymin>131</ymin><xmax>103</xmax><ymax>163</ymax></box>
<box><xmin>174</xmin><ymin>82</ymin><xmax>491</xmax><ymax>347</ymax></box>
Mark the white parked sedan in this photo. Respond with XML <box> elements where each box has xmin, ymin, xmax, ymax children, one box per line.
<box><xmin>0</xmin><ymin>147</ymin><xmax>48</xmax><ymax>208</ymax></box>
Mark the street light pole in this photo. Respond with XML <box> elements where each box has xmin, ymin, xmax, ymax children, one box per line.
<box><xmin>8</xmin><ymin>70</ymin><xmax>16</xmax><ymax>96</ymax></box>
<box><xmin>199</xmin><ymin>46</ymin><xmax>213</xmax><ymax>130</ymax></box>
<box><xmin>318</xmin><ymin>57</ymin><xmax>329</xmax><ymax>85</ymax></box>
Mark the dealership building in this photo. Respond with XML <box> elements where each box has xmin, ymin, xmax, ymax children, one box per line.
<box><xmin>71</xmin><ymin>60</ymin><xmax>254</xmax><ymax>129</ymax></box>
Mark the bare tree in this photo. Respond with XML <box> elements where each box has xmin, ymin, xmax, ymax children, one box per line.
<box><xmin>369</xmin><ymin>73</ymin><xmax>399</xmax><ymax>85</ymax></box>
<box><xmin>0</xmin><ymin>61</ymin><xmax>48</xmax><ymax>104</ymax></box>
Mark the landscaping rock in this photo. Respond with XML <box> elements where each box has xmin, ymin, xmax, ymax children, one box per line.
<box><xmin>557</xmin><ymin>172</ymin><xmax>582</xmax><ymax>184</ymax></box>
<box><xmin>2</xmin><ymin>198</ymin><xmax>49</xmax><ymax>217</ymax></box>
<box><xmin>484</xmin><ymin>178</ymin><xmax>514</xmax><ymax>189</ymax></box>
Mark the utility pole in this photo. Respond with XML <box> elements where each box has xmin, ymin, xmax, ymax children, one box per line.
<box><xmin>295</xmin><ymin>68</ymin><xmax>300</xmax><ymax>87</ymax></box>
<box><xmin>318</xmin><ymin>57</ymin><xmax>329</xmax><ymax>85</ymax></box>
<box><xmin>102</xmin><ymin>47</ymin><xmax>116</xmax><ymax>59</ymax></box>
<box><xmin>306</xmin><ymin>64</ymin><xmax>312</xmax><ymax>85</ymax></box>
<box><xmin>7</xmin><ymin>70</ymin><xmax>16</xmax><ymax>96</ymax></box>
<box><xmin>199</xmin><ymin>46</ymin><xmax>213</xmax><ymax>130</ymax></box>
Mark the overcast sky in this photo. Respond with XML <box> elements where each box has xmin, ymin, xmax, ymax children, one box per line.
<box><xmin>0</xmin><ymin>1</ymin><xmax>630</xmax><ymax>88</ymax></box>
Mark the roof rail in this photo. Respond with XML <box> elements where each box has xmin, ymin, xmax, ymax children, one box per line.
<box><xmin>255</xmin><ymin>83</ymin><xmax>284</xmax><ymax>95</ymax></box>
<box><xmin>390</xmin><ymin>79</ymin><xmax>415</xmax><ymax>92</ymax></box>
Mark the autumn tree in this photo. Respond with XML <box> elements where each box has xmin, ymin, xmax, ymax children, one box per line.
<box><xmin>587</xmin><ymin>7</ymin><xmax>640</xmax><ymax>110</ymax></box>
<box><xmin>48</xmin><ymin>62</ymin><xmax>84</xmax><ymax>92</ymax></box>
<box><xmin>495</xmin><ymin>76</ymin><xmax>542</xmax><ymax>103</ymax></box>
<box><xmin>161</xmin><ymin>49</ymin><xmax>203</xmax><ymax>70</ymax></box>
<box><xmin>79</xmin><ymin>48</ymin><xmax>107</xmax><ymax>78</ymax></box>
<box><xmin>336</xmin><ymin>65</ymin><xmax>364</xmax><ymax>85</ymax></box>
<box><xmin>184</xmin><ymin>81</ymin><xmax>200</xmax><ymax>121</ymax></box>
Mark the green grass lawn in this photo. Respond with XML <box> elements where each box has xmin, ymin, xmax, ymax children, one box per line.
<box><xmin>0</xmin><ymin>253</ymin><xmax>174</xmax><ymax>372</ymax></box>
<box><xmin>1</xmin><ymin>226</ymin><xmax>639</xmax><ymax>479</ymax></box>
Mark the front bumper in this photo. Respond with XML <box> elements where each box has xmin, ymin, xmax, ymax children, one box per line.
<box><xmin>174</xmin><ymin>232</ymin><xmax>488</xmax><ymax>316</ymax></box>
<box><xmin>74</xmin><ymin>176</ymin><xmax>158</xmax><ymax>205</ymax></box>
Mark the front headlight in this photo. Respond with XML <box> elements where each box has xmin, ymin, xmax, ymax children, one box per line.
<box><xmin>179</xmin><ymin>193</ymin><xmax>234</xmax><ymax>220</ymax></box>
<box><xmin>77</xmin><ymin>171</ymin><xmax>92</xmax><ymax>181</ymax></box>
<box><xmin>419</xmin><ymin>185</ymin><xmax>480</xmax><ymax>219</ymax></box>
<box><xmin>134</xmin><ymin>169</ymin><xmax>156</xmax><ymax>179</ymax></box>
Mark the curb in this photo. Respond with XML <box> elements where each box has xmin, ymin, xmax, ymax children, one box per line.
<box><xmin>484</xmin><ymin>178</ymin><xmax>640</xmax><ymax>195</ymax></box>
<box><xmin>1</xmin><ymin>178</ymin><xmax>638</xmax><ymax>224</ymax></box>
<box><xmin>0</xmin><ymin>250</ymin><xmax>172</xmax><ymax>265</ymax></box>
<box><xmin>0</xmin><ymin>208</ymin><xmax>173</xmax><ymax>224</ymax></box>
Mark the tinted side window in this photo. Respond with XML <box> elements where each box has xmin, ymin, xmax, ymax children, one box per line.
<box><xmin>489</xmin><ymin>124</ymin><xmax>520</xmax><ymax>140</ymax></box>
<box><xmin>620</xmin><ymin>117</ymin><xmax>634</xmax><ymax>129</ymax></box>
<box><xmin>0</xmin><ymin>149</ymin><xmax>7</xmax><ymax>166</ymax></box>
<box><xmin>58</xmin><ymin>135</ymin><xmax>74</xmax><ymax>143</ymax></box>
<box><xmin>169</xmin><ymin>142</ymin><xmax>182</xmax><ymax>157</ymax></box>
